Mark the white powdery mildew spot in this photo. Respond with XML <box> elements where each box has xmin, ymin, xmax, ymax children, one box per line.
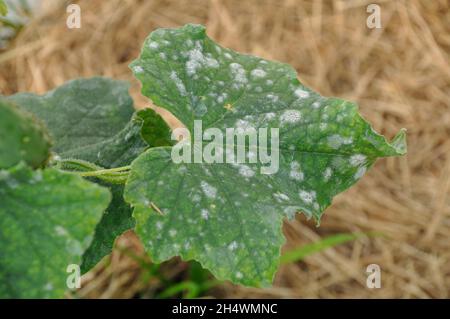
<box><xmin>327</xmin><ymin>134</ymin><xmax>353</xmax><ymax>149</ymax></box>
<box><xmin>217</xmin><ymin>92</ymin><xmax>228</xmax><ymax>103</ymax></box>
<box><xmin>201</xmin><ymin>181</ymin><xmax>217</xmax><ymax>199</ymax></box>
<box><xmin>67</xmin><ymin>239</ymin><xmax>83</xmax><ymax>256</ymax></box>
<box><xmin>251</xmin><ymin>68</ymin><xmax>267</xmax><ymax>78</ymax></box>
<box><xmin>312</xmin><ymin>102</ymin><xmax>321</xmax><ymax>108</ymax></box>
<box><xmin>299</xmin><ymin>190</ymin><xmax>316</xmax><ymax>204</ymax></box>
<box><xmin>156</xmin><ymin>222</ymin><xmax>163</xmax><ymax>230</ymax></box>
<box><xmin>185</xmin><ymin>39</ymin><xmax>194</xmax><ymax>47</ymax></box>
<box><xmin>170</xmin><ymin>71</ymin><xmax>187</xmax><ymax>96</ymax></box>
<box><xmin>28</xmin><ymin>171</ymin><xmax>43</xmax><ymax>185</ymax></box>
<box><xmin>169</xmin><ymin>229</ymin><xmax>177</xmax><ymax>237</ymax></box>
<box><xmin>265</xmin><ymin>112</ymin><xmax>276</xmax><ymax>120</ymax></box>
<box><xmin>224</xmin><ymin>52</ymin><xmax>232</xmax><ymax>59</ymax></box>
<box><xmin>186</xmin><ymin>48</ymin><xmax>203</xmax><ymax>75</ymax></box>
<box><xmin>280</xmin><ymin>109</ymin><xmax>302</xmax><ymax>124</ymax></box>
<box><xmin>54</xmin><ymin>225</ymin><xmax>68</xmax><ymax>236</ymax></box>
<box><xmin>186</xmin><ymin>42</ymin><xmax>219</xmax><ymax>76</ymax></box>
<box><xmin>323</xmin><ymin>167</ymin><xmax>332</xmax><ymax>181</ymax></box>
<box><xmin>235</xmin><ymin>119</ymin><xmax>254</xmax><ymax>134</ymax></box>
<box><xmin>349</xmin><ymin>154</ymin><xmax>367</xmax><ymax>166</ymax></box>
<box><xmin>44</xmin><ymin>283</ymin><xmax>54</xmax><ymax>291</ymax></box>
<box><xmin>230</xmin><ymin>63</ymin><xmax>248</xmax><ymax>87</ymax></box>
<box><xmin>294</xmin><ymin>88</ymin><xmax>310</xmax><ymax>99</ymax></box>
<box><xmin>201</xmin><ymin>209</ymin><xmax>209</xmax><ymax>220</ymax></box>
<box><xmin>239</xmin><ymin>165</ymin><xmax>255</xmax><ymax>178</ymax></box>
<box><xmin>148</xmin><ymin>41</ymin><xmax>159</xmax><ymax>49</ymax></box>
<box><xmin>133</xmin><ymin>65</ymin><xmax>144</xmax><ymax>74</ymax></box>
<box><xmin>266</xmin><ymin>79</ymin><xmax>274</xmax><ymax>86</ymax></box>
<box><xmin>267</xmin><ymin>94</ymin><xmax>279</xmax><ymax>102</ymax></box>
<box><xmin>236</xmin><ymin>272</ymin><xmax>243</xmax><ymax>279</ymax></box>
<box><xmin>354</xmin><ymin>166</ymin><xmax>367</xmax><ymax>179</ymax></box>
<box><xmin>289</xmin><ymin>161</ymin><xmax>304</xmax><ymax>181</ymax></box>
<box><xmin>274</xmin><ymin>192</ymin><xmax>290</xmax><ymax>202</ymax></box>
<box><xmin>228</xmin><ymin>241</ymin><xmax>238</xmax><ymax>251</ymax></box>
<box><xmin>247</xmin><ymin>151</ymin><xmax>257</xmax><ymax>161</ymax></box>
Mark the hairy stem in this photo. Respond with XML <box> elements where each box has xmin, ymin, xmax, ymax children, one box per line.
<box><xmin>53</xmin><ymin>158</ymin><xmax>131</xmax><ymax>184</ymax></box>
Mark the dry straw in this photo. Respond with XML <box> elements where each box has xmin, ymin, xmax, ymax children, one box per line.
<box><xmin>1</xmin><ymin>0</ymin><xmax>449</xmax><ymax>298</ymax></box>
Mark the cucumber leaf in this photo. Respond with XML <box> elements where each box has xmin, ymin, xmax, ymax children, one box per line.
<box><xmin>0</xmin><ymin>164</ymin><xmax>111</xmax><ymax>298</ymax></box>
<box><xmin>7</xmin><ymin>77</ymin><xmax>137</xmax><ymax>163</ymax></box>
<box><xmin>6</xmin><ymin>78</ymin><xmax>173</xmax><ymax>273</ymax></box>
<box><xmin>80</xmin><ymin>184</ymin><xmax>134</xmax><ymax>272</ymax></box>
<box><xmin>125</xmin><ymin>24</ymin><xmax>406</xmax><ymax>286</ymax></box>
<box><xmin>0</xmin><ymin>98</ymin><xmax>51</xmax><ymax>169</ymax></box>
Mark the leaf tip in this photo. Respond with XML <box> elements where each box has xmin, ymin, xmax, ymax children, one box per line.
<box><xmin>390</xmin><ymin>128</ymin><xmax>407</xmax><ymax>156</ymax></box>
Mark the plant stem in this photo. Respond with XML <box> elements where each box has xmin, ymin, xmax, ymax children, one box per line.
<box><xmin>77</xmin><ymin>166</ymin><xmax>131</xmax><ymax>177</ymax></box>
<box><xmin>54</xmin><ymin>158</ymin><xmax>131</xmax><ymax>184</ymax></box>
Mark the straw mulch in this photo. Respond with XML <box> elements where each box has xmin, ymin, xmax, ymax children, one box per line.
<box><xmin>1</xmin><ymin>0</ymin><xmax>449</xmax><ymax>298</ymax></box>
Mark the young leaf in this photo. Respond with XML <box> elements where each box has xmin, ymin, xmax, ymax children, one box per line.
<box><xmin>125</xmin><ymin>24</ymin><xmax>406</xmax><ymax>287</ymax></box>
<box><xmin>0</xmin><ymin>164</ymin><xmax>111</xmax><ymax>298</ymax></box>
<box><xmin>0</xmin><ymin>98</ymin><xmax>51</xmax><ymax>169</ymax></box>
<box><xmin>80</xmin><ymin>184</ymin><xmax>134</xmax><ymax>272</ymax></box>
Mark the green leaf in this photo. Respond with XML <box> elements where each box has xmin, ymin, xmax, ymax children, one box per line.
<box><xmin>137</xmin><ymin>108</ymin><xmax>174</xmax><ymax>148</ymax></box>
<box><xmin>0</xmin><ymin>164</ymin><xmax>111</xmax><ymax>298</ymax></box>
<box><xmin>7</xmin><ymin>79</ymin><xmax>173</xmax><ymax>167</ymax></box>
<box><xmin>0</xmin><ymin>0</ymin><xmax>7</xmax><ymax>16</ymax></box>
<box><xmin>6</xmin><ymin>78</ymin><xmax>173</xmax><ymax>273</ymax></box>
<box><xmin>7</xmin><ymin>77</ymin><xmax>138</xmax><ymax>165</ymax></box>
<box><xmin>125</xmin><ymin>24</ymin><xmax>407</xmax><ymax>286</ymax></box>
<box><xmin>0</xmin><ymin>98</ymin><xmax>51</xmax><ymax>169</ymax></box>
<box><xmin>80</xmin><ymin>184</ymin><xmax>134</xmax><ymax>273</ymax></box>
<box><xmin>79</xmin><ymin>108</ymin><xmax>172</xmax><ymax>271</ymax></box>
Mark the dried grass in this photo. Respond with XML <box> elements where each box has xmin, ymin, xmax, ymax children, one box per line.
<box><xmin>1</xmin><ymin>0</ymin><xmax>449</xmax><ymax>298</ymax></box>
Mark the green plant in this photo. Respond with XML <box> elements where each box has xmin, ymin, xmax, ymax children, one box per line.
<box><xmin>0</xmin><ymin>24</ymin><xmax>406</xmax><ymax>298</ymax></box>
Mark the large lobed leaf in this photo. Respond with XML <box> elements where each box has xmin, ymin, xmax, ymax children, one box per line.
<box><xmin>0</xmin><ymin>164</ymin><xmax>111</xmax><ymax>298</ymax></box>
<box><xmin>126</xmin><ymin>24</ymin><xmax>407</xmax><ymax>286</ymax></box>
